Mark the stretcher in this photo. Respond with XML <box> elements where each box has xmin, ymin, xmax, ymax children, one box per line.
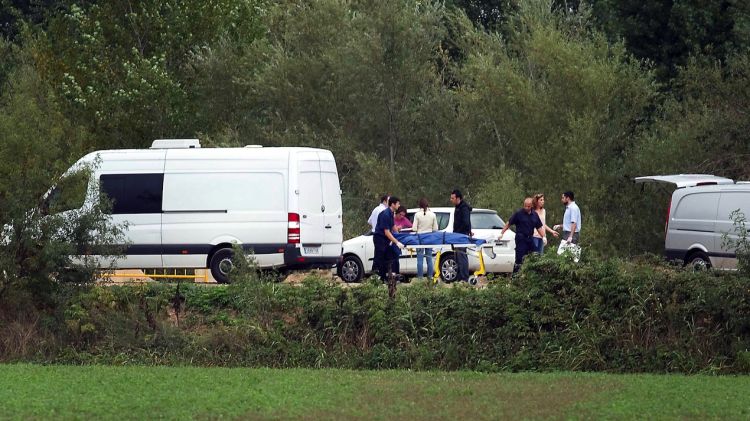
<box><xmin>399</xmin><ymin>242</ymin><xmax>498</xmax><ymax>286</ymax></box>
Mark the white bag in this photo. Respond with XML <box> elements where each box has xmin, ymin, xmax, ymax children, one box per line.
<box><xmin>557</xmin><ymin>240</ymin><xmax>581</xmax><ymax>262</ymax></box>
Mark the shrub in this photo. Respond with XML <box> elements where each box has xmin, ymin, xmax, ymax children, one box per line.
<box><xmin>1</xmin><ymin>255</ymin><xmax>749</xmax><ymax>373</ymax></box>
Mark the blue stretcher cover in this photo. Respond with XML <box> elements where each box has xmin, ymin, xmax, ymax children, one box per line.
<box><xmin>393</xmin><ymin>232</ymin><xmax>486</xmax><ymax>247</ymax></box>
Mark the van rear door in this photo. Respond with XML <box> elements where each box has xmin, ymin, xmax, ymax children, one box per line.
<box><xmin>296</xmin><ymin>151</ymin><xmax>327</xmax><ymax>257</ymax></box>
<box><xmin>715</xmin><ymin>190</ymin><xmax>750</xmax><ymax>269</ymax></box>
<box><xmin>319</xmin><ymin>152</ymin><xmax>343</xmax><ymax>257</ymax></box>
<box><xmin>634</xmin><ymin>174</ymin><xmax>734</xmax><ymax>188</ymax></box>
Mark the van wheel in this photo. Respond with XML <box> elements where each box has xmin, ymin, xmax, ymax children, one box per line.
<box><xmin>687</xmin><ymin>251</ymin><xmax>711</xmax><ymax>271</ymax></box>
<box><xmin>337</xmin><ymin>255</ymin><xmax>364</xmax><ymax>283</ymax></box>
<box><xmin>210</xmin><ymin>248</ymin><xmax>235</xmax><ymax>284</ymax></box>
<box><xmin>440</xmin><ymin>253</ymin><xmax>458</xmax><ymax>283</ymax></box>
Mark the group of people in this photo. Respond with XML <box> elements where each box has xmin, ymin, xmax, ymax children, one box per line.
<box><xmin>367</xmin><ymin>188</ymin><xmax>582</xmax><ymax>281</ymax></box>
<box><xmin>368</xmin><ymin>189</ymin><xmax>474</xmax><ymax>282</ymax></box>
<box><xmin>501</xmin><ymin>191</ymin><xmax>582</xmax><ymax>272</ymax></box>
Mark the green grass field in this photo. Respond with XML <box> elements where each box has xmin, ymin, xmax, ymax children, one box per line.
<box><xmin>1</xmin><ymin>365</ymin><xmax>748</xmax><ymax>420</ymax></box>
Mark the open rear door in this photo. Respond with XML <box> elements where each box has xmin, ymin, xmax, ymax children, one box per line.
<box><xmin>634</xmin><ymin>174</ymin><xmax>734</xmax><ymax>188</ymax></box>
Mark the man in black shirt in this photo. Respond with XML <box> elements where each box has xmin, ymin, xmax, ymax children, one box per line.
<box><xmin>501</xmin><ymin>197</ymin><xmax>545</xmax><ymax>273</ymax></box>
<box><xmin>450</xmin><ymin>189</ymin><xmax>472</xmax><ymax>282</ymax></box>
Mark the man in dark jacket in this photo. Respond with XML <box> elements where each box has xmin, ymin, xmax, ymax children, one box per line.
<box><xmin>450</xmin><ymin>189</ymin><xmax>472</xmax><ymax>282</ymax></box>
<box><xmin>501</xmin><ymin>197</ymin><xmax>545</xmax><ymax>273</ymax></box>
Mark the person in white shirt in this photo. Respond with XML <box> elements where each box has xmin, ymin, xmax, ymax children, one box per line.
<box><xmin>368</xmin><ymin>194</ymin><xmax>389</xmax><ymax>232</ymax></box>
<box><xmin>412</xmin><ymin>198</ymin><xmax>438</xmax><ymax>279</ymax></box>
<box><xmin>553</xmin><ymin>191</ymin><xmax>582</xmax><ymax>244</ymax></box>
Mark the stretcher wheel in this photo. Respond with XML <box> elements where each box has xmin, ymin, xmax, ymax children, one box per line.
<box><xmin>468</xmin><ymin>275</ymin><xmax>478</xmax><ymax>286</ymax></box>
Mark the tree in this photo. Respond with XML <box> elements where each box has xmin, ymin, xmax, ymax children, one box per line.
<box><xmin>0</xmin><ymin>48</ymin><xmax>123</xmax><ymax>298</ymax></box>
<box><xmin>189</xmin><ymin>0</ymin><xmax>461</xmax><ymax>233</ymax></box>
<box><xmin>589</xmin><ymin>0</ymin><xmax>750</xmax><ymax>79</ymax></box>
<box><xmin>454</xmin><ymin>0</ymin><xmax>657</xmax><ymax>255</ymax></box>
<box><xmin>33</xmin><ymin>0</ymin><xmax>266</xmax><ymax>150</ymax></box>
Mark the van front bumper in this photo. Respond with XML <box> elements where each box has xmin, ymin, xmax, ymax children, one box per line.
<box><xmin>283</xmin><ymin>245</ymin><xmax>341</xmax><ymax>269</ymax></box>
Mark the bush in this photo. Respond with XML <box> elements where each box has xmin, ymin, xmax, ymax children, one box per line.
<box><xmin>722</xmin><ymin>210</ymin><xmax>750</xmax><ymax>275</ymax></box>
<box><xmin>1</xmin><ymin>255</ymin><xmax>749</xmax><ymax>373</ymax></box>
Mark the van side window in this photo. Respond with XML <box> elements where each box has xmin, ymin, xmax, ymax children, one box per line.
<box><xmin>718</xmin><ymin>192</ymin><xmax>750</xmax><ymax>220</ymax></box>
<box><xmin>100</xmin><ymin>173</ymin><xmax>164</xmax><ymax>214</ymax></box>
<box><xmin>674</xmin><ymin>193</ymin><xmax>720</xmax><ymax>220</ymax></box>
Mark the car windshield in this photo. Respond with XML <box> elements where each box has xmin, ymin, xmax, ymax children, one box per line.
<box><xmin>471</xmin><ymin>212</ymin><xmax>505</xmax><ymax>229</ymax></box>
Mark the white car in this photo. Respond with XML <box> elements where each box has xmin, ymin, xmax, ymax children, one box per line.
<box><xmin>337</xmin><ymin>207</ymin><xmax>516</xmax><ymax>282</ymax></box>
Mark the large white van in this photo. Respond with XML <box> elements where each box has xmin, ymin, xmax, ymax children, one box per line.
<box><xmin>48</xmin><ymin>139</ymin><xmax>343</xmax><ymax>282</ymax></box>
<box><xmin>635</xmin><ymin>174</ymin><xmax>750</xmax><ymax>269</ymax></box>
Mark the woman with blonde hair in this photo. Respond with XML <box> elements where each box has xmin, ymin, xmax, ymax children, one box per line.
<box><xmin>532</xmin><ymin>193</ymin><xmax>559</xmax><ymax>253</ymax></box>
<box><xmin>412</xmin><ymin>197</ymin><xmax>438</xmax><ymax>279</ymax></box>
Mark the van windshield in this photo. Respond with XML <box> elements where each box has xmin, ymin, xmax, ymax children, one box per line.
<box><xmin>43</xmin><ymin>171</ymin><xmax>89</xmax><ymax>214</ymax></box>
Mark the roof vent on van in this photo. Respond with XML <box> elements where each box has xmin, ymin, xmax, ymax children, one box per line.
<box><xmin>244</xmin><ymin>145</ymin><xmax>263</xmax><ymax>148</ymax></box>
<box><xmin>150</xmin><ymin>139</ymin><xmax>201</xmax><ymax>149</ymax></box>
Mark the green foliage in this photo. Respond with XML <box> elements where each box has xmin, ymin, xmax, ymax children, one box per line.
<box><xmin>454</xmin><ymin>0</ymin><xmax>657</xmax><ymax>255</ymax></box>
<box><xmin>3</xmin><ymin>256</ymin><xmax>750</xmax><ymax>374</ymax></box>
<box><xmin>34</xmin><ymin>0</ymin><xmax>266</xmax><ymax>149</ymax></box>
<box><xmin>0</xmin><ymin>0</ymin><xmax>748</xmax><ymax>301</ymax></box>
<box><xmin>589</xmin><ymin>0</ymin><xmax>750</xmax><ymax>79</ymax></box>
<box><xmin>2</xmin><ymin>365</ymin><xmax>750</xmax><ymax>419</ymax></box>
<box><xmin>722</xmin><ymin>210</ymin><xmax>750</xmax><ymax>275</ymax></box>
<box><xmin>473</xmin><ymin>164</ymin><xmax>526</xmax><ymax>220</ymax></box>
<box><xmin>0</xmin><ymin>49</ymin><xmax>124</xmax><ymax>298</ymax></box>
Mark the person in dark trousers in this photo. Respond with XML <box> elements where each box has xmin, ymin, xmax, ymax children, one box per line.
<box><xmin>450</xmin><ymin>189</ymin><xmax>473</xmax><ymax>282</ymax></box>
<box><xmin>373</xmin><ymin>196</ymin><xmax>405</xmax><ymax>280</ymax></box>
<box><xmin>501</xmin><ymin>197</ymin><xmax>545</xmax><ymax>273</ymax></box>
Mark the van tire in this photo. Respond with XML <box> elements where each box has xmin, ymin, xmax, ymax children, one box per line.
<box><xmin>337</xmin><ymin>255</ymin><xmax>364</xmax><ymax>283</ymax></box>
<box><xmin>440</xmin><ymin>253</ymin><xmax>458</xmax><ymax>283</ymax></box>
<box><xmin>686</xmin><ymin>251</ymin><xmax>711</xmax><ymax>271</ymax></box>
<box><xmin>210</xmin><ymin>248</ymin><xmax>235</xmax><ymax>284</ymax></box>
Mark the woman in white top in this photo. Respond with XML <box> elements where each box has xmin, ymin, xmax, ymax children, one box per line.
<box><xmin>532</xmin><ymin>193</ymin><xmax>559</xmax><ymax>253</ymax></box>
<box><xmin>412</xmin><ymin>198</ymin><xmax>438</xmax><ymax>279</ymax></box>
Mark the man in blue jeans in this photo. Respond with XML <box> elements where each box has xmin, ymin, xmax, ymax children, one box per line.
<box><xmin>501</xmin><ymin>197</ymin><xmax>545</xmax><ymax>273</ymax></box>
<box><xmin>450</xmin><ymin>189</ymin><xmax>472</xmax><ymax>282</ymax></box>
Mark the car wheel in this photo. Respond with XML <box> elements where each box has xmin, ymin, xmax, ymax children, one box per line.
<box><xmin>686</xmin><ymin>251</ymin><xmax>711</xmax><ymax>271</ymax></box>
<box><xmin>440</xmin><ymin>253</ymin><xmax>458</xmax><ymax>283</ymax></box>
<box><xmin>210</xmin><ymin>248</ymin><xmax>235</xmax><ymax>284</ymax></box>
<box><xmin>337</xmin><ymin>255</ymin><xmax>364</xmax><ymax>283</ymax></box>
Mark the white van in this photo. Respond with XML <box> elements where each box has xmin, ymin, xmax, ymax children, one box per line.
<box><xmin>635</xmin><ymin>174</ymin><xmax>750</xmax><ymax>269</ymax></box>
<box><xmin>48</xmin><ymin>139</ymin><xmax>343</xmax><ymax>282</ymax></box>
